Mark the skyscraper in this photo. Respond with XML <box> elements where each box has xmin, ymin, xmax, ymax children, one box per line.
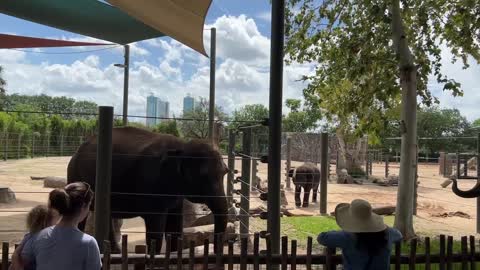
<box><xmin>146</xmin><ymin>94</ymin><xmax>157</xmax><ymax>127</ymax></box>
<box><xmin>183</xmin><ymin>94</ymin><xmax>195</xmax><ymax>114</ymax></box>
<box><xmin>146</xmin><ymin>94</ymin><xmax>170</xmax><ymax>127</ymax></box>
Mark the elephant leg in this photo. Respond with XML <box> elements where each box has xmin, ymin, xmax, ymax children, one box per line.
<box><xmin>144</xmin><ymin>214</ymin><xmax>167</xmax><ymax>254</ymax></box>
<box><xmin>164</xmin><ymin>200</ymin><xmax>184</xmax><ymax>252</ymax></box>
<box><xmin>294</xmin><ymin>185</ymin><xmax>302</xmax><ymax>207</ymax></box>
<box><xmin>302</xmin><ymin>185</ymin><xmax>312</xmax><ymax>208</ymax></box>
<box><xmin>312</xmin><ymin>184</ymin><xmax>319</xmax><ymax>203</ymax></box>
<box><xmin>109</xmin><ymin>219</ymin><xmax>122</xmax><ymax>254</ymax></box>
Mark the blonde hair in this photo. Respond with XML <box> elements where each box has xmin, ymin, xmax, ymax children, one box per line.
<box><xmin>26</xmin><ymin>205</ymin><xmax>55</xmax><ymax>233</ymax></box>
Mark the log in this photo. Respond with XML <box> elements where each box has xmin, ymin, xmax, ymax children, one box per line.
<box><xmin>182</xmin><ymin>222</ymin><xmax>236</xmax><ymax>248</ymax></box>
<box><xmin>30</xmin><ymin>176</ymin><xmax>47</xmax><ymax>181</ymax></box>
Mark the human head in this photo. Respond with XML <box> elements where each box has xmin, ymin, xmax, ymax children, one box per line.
<box><xmin>49</xmin><ymin>182</ymin><xmax>93</xmax><ymax>221</ymax></box>
<box><xmin>27</xmin><ymin>205</ymin><xmax>53</xmax><ymax>233</ymax></box>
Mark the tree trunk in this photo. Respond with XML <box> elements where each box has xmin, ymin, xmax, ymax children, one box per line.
<box><xmin>336</xmin><ymin>129</ymin><xmax>364</xmax><ymax>175</ymax></box>
<box><xmin>390</xmin><ymin>0</ymin><xmax>417</xmax><ymax>239</ymax></box>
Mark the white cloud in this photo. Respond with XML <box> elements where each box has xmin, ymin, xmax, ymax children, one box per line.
<box><xmin>0</xmin><ymin>15</ymin><xmax>314</xmax><ymax>123</ymax></box>
<box><xmin>256</xmin><ymin>11</ymin><xmax>271</xmax><ymax>22</ymax></box>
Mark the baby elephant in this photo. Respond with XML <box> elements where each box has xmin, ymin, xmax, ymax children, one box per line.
<box><xmin>288</xmin><ymin>162</ymin><xmax>320</xmax><ymax>207</ymax></box>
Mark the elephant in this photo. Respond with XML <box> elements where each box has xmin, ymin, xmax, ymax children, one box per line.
<box><xmin>67</xmin><ymin>126</ymin><xmax>229</xmax><ymax>253</ymax></box>
<box><xmin>288</xmin><ymin>162</ymin><xmax>320</xmax><ymax>207</ymax></box>
<box><xmin>450</xmin><ymin>178</ymin><xmax>480</xmax><ymax>198</ymax></box>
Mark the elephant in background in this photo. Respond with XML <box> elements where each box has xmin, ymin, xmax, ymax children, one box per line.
<box><xmin>67</xmin><ymin>126</ymin><xmax>229</xmax><ymax>253</ymax></box>
<box><xmin>288</xmin><ymin>162</ymin><xmax>320</xmax><ymax>207</ymax></box>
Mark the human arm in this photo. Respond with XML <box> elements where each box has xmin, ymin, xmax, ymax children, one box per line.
<box><xmin>388</xmin><ymin>227</ymin><xmax>403</xmax><ymax>243</ymax></box>
<box><xmin>9</xmin><ymin>242</ymin><xmax>25</xmax><ymax>270</ymax></box>
<box><xmin>85</xmin><ymin>238</ymin><xmax>102</xmax><ymax>270</ymax></box>
<box><xmin>317</xmin><ymin>231</ymin><xmax>349</xmax><ymax>249</ymax></box>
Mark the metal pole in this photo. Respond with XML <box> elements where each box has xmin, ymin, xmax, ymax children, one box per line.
<box><xmin>227</xmin><ymin>130</ymin><xmax>236</xmax><ymax>206</ymax></box>
<box><xmin>320</xmin><ymin>133</ymin><xmax>328</xmax><ymax>215</ymax></box>
<box><xmin>267</xmin><ymin>0</ymin><xmax>285</xmax><ymax>257</ymax></box>
<box><xmin>122</xmin><ymin>45</ymin><xmax>130</xmax><ymax>126</ymax></box>
<box><xmin>285</xmin><ymin>137</ymin><xmax>292</xmax><ymax>190</ymax></box>
<box><xmin>3</xmin><ymin>131</ymin><xmax>7</xmax><ymax>161</ymax></box>
<box><xmin>240</xmin><ymin>128</ymin><xmax>252</xmax><ymax>238</ymax></box>
<box><xmin>208</xmin><ymin>27</ymin><xmax>216</xmax><ymax>143</ymax></box>
<box><xmin>385</xmin><ymin>154</ymin><xmax>390</xmax><ymax>178</ymax></box>
<box><xmin>94</xmin><ymin>106</ymin><xmax>113</xmax><ymax>252</ymax></box>
<box><xmin>477</xmin><ymin>133</ymin><xmax>480</xmax><ymax>233</ymax></box>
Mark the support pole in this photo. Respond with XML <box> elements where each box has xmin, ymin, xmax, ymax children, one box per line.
<box><xmin>94</xmin><ymin>106</ymin><xmax>113</xmax><ymax>252</ymax></box>
<box><xmin>477</xmin><ymin>133</ymin><xmax>480</xmax><ymax>234</ymax></box>
<box><xmin>122</xmin><ymin>45</ymin><xmax>130</xmax><ymax>126</ymax></box>
<box><xmin>3</xmin><ymin>131</ymin><xmax>7</xmax><ymax>161</ymax></box>
<box><xmin>385</xmin><ymin>154</ymin><xmax>390</xmax><ymax>178</ymax></box>
<box><xmin>267</xmin><ymin>0</ymin><xmax>285</xmax><ymax>257</ymax></box>
<box><xmin>208</xmin><ymin>27</ymin><xmax>216</xmax><ymax>143</ymax></box>
<box><xmin>320</xmin><ymin>133</ymin><xmax>329</xmax><ymax>215</ymax></box>
<box><xmin>240</xmin><ymin>128</ymin><xmax>252</xmax><ymax>238</ymax></box>
<box><xmin>227</xmin><ymin>130</ymin><xmax>235</xmax><ymax>206</ymax></box>
<box><xmin>285</xmin><ymin>137</ymin><xmax>292</xmax><ymax>190</ymax></box>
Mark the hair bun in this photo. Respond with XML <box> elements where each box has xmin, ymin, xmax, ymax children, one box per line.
<box><xmin>49</xmin><ymin>188</ymin><xmax>71</xmax><ymax>216</ymax></box>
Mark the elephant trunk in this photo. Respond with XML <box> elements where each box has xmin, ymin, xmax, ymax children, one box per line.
<box><xmin>205</xmin><ymin>194</ymin><xmax>228</xmax><ymax>251</ymax></box>
<box><xmin>452</xmin><ymin>178</ymin><xmax>480</xmax><ymax>198</ymax></box>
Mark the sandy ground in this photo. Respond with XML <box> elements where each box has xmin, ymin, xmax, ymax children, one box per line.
<box><xmin>0</xmin><ymin>156</ymin><xmax>478</xmax><ymax>255</ymax></box>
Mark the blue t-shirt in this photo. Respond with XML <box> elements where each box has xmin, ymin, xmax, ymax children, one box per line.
<box><xmin>22</xmin><ymin>225</ymin><xmax>102</xmax><ymax>270</ymax></box>
<box><xmin>19</xmin><ymin>233</ymin><xmax>36</xmax><ymax>270</ymax></box>
<box><xmin>317</xmin><ymin>227</ymin><xmax>402</xmax><ymax>270</ymax></box>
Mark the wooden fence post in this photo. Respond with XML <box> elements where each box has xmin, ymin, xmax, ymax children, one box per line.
<box><xmin>240</xmin><ymin>128</ymin><xmax>252</xmax><ymax>237</ymax></box>
<box><xmin>285</xmin><ymin>137</ymin><xmax>292</xmax><ymax>190</ymax></box>
<box><xmin>320</xmin><ymin>133</ymin><xmax>329</xmax><ymax>215</ymax></box>
<box><xmin>461</xmin><ymin>236</ymin><xmax>468</xmax><ymax>270</ymax></box>
<box><xmin>227</xmin><ymin>129</ymin><xmax>235</xmax><ymax>206</ymax></box>
<box><xmin>17</xmin><ymin>134</ymin><xmax>21</xmax><ymax>159</ymax></box>
<box><xmin>385</xmin><ymin>154</ymin><xmax>390</xmax><ymax>178</ymax></box>
<box><xmin>94</xmin><ymin>106</ymin><xmax>113</xmax><ymax>252</ymax></box>
<box><xmin>2</xmin><ymin>242</ymin><xmax>8</xmax><ymax>270</ymax></box>
<box><xmin>121</xmin><ymin>235</ymin><xmax>128</xmax><ymax>270</ymax></box>
<box><xmin>103</xmin><ymin>240</ymin><xmax>111</xmax><ymax>270</ymax></box>
<box><xmin>439</xmin><ymin>235</ymin><xmax>446</xmax><ymax>270</ymax></box>
<box><xmin>469</xmin><ymin>236</ymin><xmax>476</xmax><ymax>270</ymax></box>
<box><xmin>281</xmin><ymin>236</ymin><xmax>288</xmax><ymax>270</ymax></box>
<box><xmin>425</xmin><ymin>237</ymin><xmax>431</xmax><ymax>270</ymax></box>
<box><xmin>409</xmin><ymin>238</ymin><xmax>417</xmax><ymax>270</ymax></box>
<box><xmin>134</xmin><ymin>245</ymin><xmax>146</xmax><ymax>270</ymax></box>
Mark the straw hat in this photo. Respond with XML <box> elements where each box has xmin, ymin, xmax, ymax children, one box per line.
<box><xmin>334</xmin><ymin>199</ymin><xmax>387</xmax><ymax>233</ymax></box>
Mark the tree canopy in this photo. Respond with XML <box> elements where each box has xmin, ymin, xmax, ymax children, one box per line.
<box><xmin>179</xmin><ymin>98</ymin><xmax>227</xmax><ymax>139</ymax></box>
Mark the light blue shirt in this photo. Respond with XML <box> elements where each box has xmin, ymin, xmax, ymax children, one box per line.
<box><xmin>317</xmin><ymin>227</ymin><xmax>402</xmax><ymax>270</ymax></box>
<box><xmin>22</xmin><ymin>225</ymin><xmax>102</xmax><ymax>270</ymax></box>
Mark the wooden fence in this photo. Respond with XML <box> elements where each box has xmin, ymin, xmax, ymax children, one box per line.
<box><xmin>1</xmin><ymin>233</ymin><xmax>479</xmax><ymax>270</ymax></box>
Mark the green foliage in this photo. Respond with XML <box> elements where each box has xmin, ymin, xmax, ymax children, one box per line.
<box><xmin>282</xmin><ymin>99</ymin><xmax>320</xmax><ymax>132</ymax></box>
<box><xmin>230</xmin><ymin>104</ymin><xmax>269</xmax><ymax>129</ymax></box>
<box><xmin>0</xmin><ymin>66</ymin><xmax>6</xmax><ymax>109</ymax></box>
<box><xmin>153</xmin><ymin>120</ymin><xmax>180</xmax><ymax>137</ymax></box>
<box><xmin>284</xmin><ymin>0</ymin><xmax>480</xmax><ymax>138</ymax></box>
<box><xmin>179</xmin><ymin>98</ymin><xmax>228</xmax><ymax>139</ymax></box>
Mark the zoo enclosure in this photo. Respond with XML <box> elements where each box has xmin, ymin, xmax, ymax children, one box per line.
<box><xmin>2</xmin><ymin>234</ymin><xmax>480</xmax><ymax>269</ymax></box>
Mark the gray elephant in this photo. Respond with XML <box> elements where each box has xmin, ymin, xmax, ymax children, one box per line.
<box><xmin>67</xmin><ymin>126</ymin><xmax>229</xmax><ymax>253</ymax></box>
<box><xmin>288</xmin><ymin>162</ymin><xmax>320</xmax><ymax>207</ymax></box>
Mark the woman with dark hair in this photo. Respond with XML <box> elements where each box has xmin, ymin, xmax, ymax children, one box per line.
<box><xmin>318</xmin><ymin>199</ymin><xmax>402</xmax><ymax>270</ymax></box>
<box><xmin>21</xmin><ymin>182</ymin><xmax>102</xmax><ymax>270</ymax></box>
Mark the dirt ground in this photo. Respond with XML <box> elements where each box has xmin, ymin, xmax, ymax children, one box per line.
<box><xmin>0</xmin><ymin>157</ymin><xmax>478</xmax><ymax>254</ymax></box>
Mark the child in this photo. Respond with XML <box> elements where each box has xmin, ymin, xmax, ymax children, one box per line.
<box><xmin>317</xmin><ymin>199</ymin><xmax>403</xmax><ymax>270</ymax></box>
<box><xmin>9</xmin><ymin>205</ymin><xmax>60</xmax><ymax>270</ymax></box>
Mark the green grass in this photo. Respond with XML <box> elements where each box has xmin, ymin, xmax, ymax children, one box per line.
<box><xmin>251</xmin><ymin>216</ymin><xmax>465</xmax><ymax>254</ymax></box>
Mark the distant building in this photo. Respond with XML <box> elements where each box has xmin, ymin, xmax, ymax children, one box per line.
<box><xmin>183</xmin><ymin>94</ymin><xmax>195</xmax><ymax>113</ymax></box>
<box><xmin>146</xmin><ymin>94</ymin><xmax>170</xmax><ymax>127</ymax></box>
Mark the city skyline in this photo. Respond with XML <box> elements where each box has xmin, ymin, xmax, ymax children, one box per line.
<box><xmin>146</xmin><ymin>93</ymin><xmax>170</xmax><ymax>127</ymax></box>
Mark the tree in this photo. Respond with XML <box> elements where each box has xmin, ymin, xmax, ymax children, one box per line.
<box><xmin>285</xmin><ymin>0</ymin><xmax>480</xmax><ymax>238</ymax></box>
<box><xmin>180</xmin><ymin>98</ymin><xmax>227</xmax><ymax>139</ymax></box>
<box><xmin>230</xmin><ymin>104</ymin><xmax>269</xmax><ymax>129</ymax></box>
<box><xmin>154</xmin><ymin>120</ymin><xmax>180</xmax><ymax>137</ymax></box>
<box><xmin>282</xmin><ymin>99</ymin><xmax>319</xmax><ymax>132</ymax></box>
<box><xmin>0</xmin><ymin>66</ymin><xmax>6</xmax><ymax>110</ymax></box>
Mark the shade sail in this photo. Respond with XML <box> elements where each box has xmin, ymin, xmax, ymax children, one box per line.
<box><xmin>0</xmin><ymin>33</ymin><xmax>113</xmax><ymax>49</ymax></box>
<box><xmin>0</xmin><ymin>0</ymin><xmax>165</xmax><ymax>45</ymax></box>
<box><xmin>107</xmin><ymin>0</ymin><xmax>212</xmax><ymax>56</ymax></box>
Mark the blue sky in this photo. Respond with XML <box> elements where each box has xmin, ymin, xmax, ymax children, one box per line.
<box><xmin>0</xmin><ymin>0</ymin><xmax>479</xmax><ymax>123</ymax></box>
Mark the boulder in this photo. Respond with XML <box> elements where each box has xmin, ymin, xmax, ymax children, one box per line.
<box><xmin>183</xmin><ymin>222</ymin><xmax>236</xmax><ymax>248</ymax></box>
<box><xmin>337</xmin><ymin>169</ymin><xmax>354</xmax><ymax>184</ymax></box>
<box><xmin>183</xmin><ymin>199</ymin><xmax>211</xmax><ymax>228</ymax></box>
<box><xmin>43</xmin><ymin>176</ymin><xmax>67</xmax><ymax>188</ymax></box>
<box><xmin>377</xmin><ymin>175</ymin><xmax>399</xmax><ymax>186</ymax></box>
<box><xmin>0</xmin><ymin>186</ymin><xmax>16</xmax><ymax>204</ymax></box>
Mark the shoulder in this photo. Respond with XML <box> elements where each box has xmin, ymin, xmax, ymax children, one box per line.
<box><xmin>386</xmin><ymin>227</ymin><xmax>403</xmax><ymax>242</ymax></box>
<box><xmin>82</xmin><ymin>233</ymin><xmax>100</xmax><ymax>248</ymax></box>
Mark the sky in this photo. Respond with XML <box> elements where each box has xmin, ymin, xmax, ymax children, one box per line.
<box><xmin>0</xmin><ymin>0</ymin><xmax>479</xmax><ymax>124</ymax></box>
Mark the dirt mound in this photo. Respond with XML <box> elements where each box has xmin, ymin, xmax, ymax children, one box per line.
<box><xmin>431</xmin><ymin>211</ymin><xmax>471</xmax><ymax>219</ymax></box>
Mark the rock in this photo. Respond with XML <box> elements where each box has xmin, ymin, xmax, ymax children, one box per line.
<box><xmin>30</xmin><ymin>176</ymin><xmax>47</xmax><ymax>181</ymax></box>
<box><xmin>183</xmin><ymin>222</ymin><xmax>236</xmax><ymax>248</ymax></box>
<box><xmin>283</xmin><ymin>208</ymin><xmax>314</xmax><ymax>217</ymax></box>
<box><xmin>432</xmin><ymin>211</ymin><xmax>471</xmax><ymax>219</ymax></box>
<box><xmin>43</xmin><ymin>176</ymin><xmax>67</xmax><ymax>188</ymax></box>
<box><xmin>337</xmin><ymin>169</ymin><xmax>354</xmax><ymax>184</ymax></box>
<box><xmin>468</xmin><ymin>157</ymin><xmax>477</xmax><ymax>170</ymax></box>
<box><xmin>183</xmin><ymin>199</ymin><xmax>211</xmax><ymax>228</ymax></box>
<box><xmin>441</xmin><ymin>179</ymin><xmax>453</xmax><ymax>188</ymax></box>
<box><xmin>249</xmin><ymin>205</ymin><xmax>267</xmax><ymax>217</ymax></box>
<box><xmin>377</xmin><ymin>175</ymin><xmax>399</xmax><ymax>186</ymax></box>
<box><xmin>257</xmin><ymin>179</ymin><xmax>268</xmax><ymax>193</ymax></box>
<box><xmin>0</xmin><ymin>186</ymin><xmax>16</xmax><ymax>204</ymax></box>
<box><xmin>369</xmin><ymin>175</ymin><xmax>383</xmax><ymax>183</ymax></box>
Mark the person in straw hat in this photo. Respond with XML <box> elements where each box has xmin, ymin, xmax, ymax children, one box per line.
<box><xmin>318</xmin><ymin>199</ymin><xmax>402</xmax><ymax>270</ymax></box>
